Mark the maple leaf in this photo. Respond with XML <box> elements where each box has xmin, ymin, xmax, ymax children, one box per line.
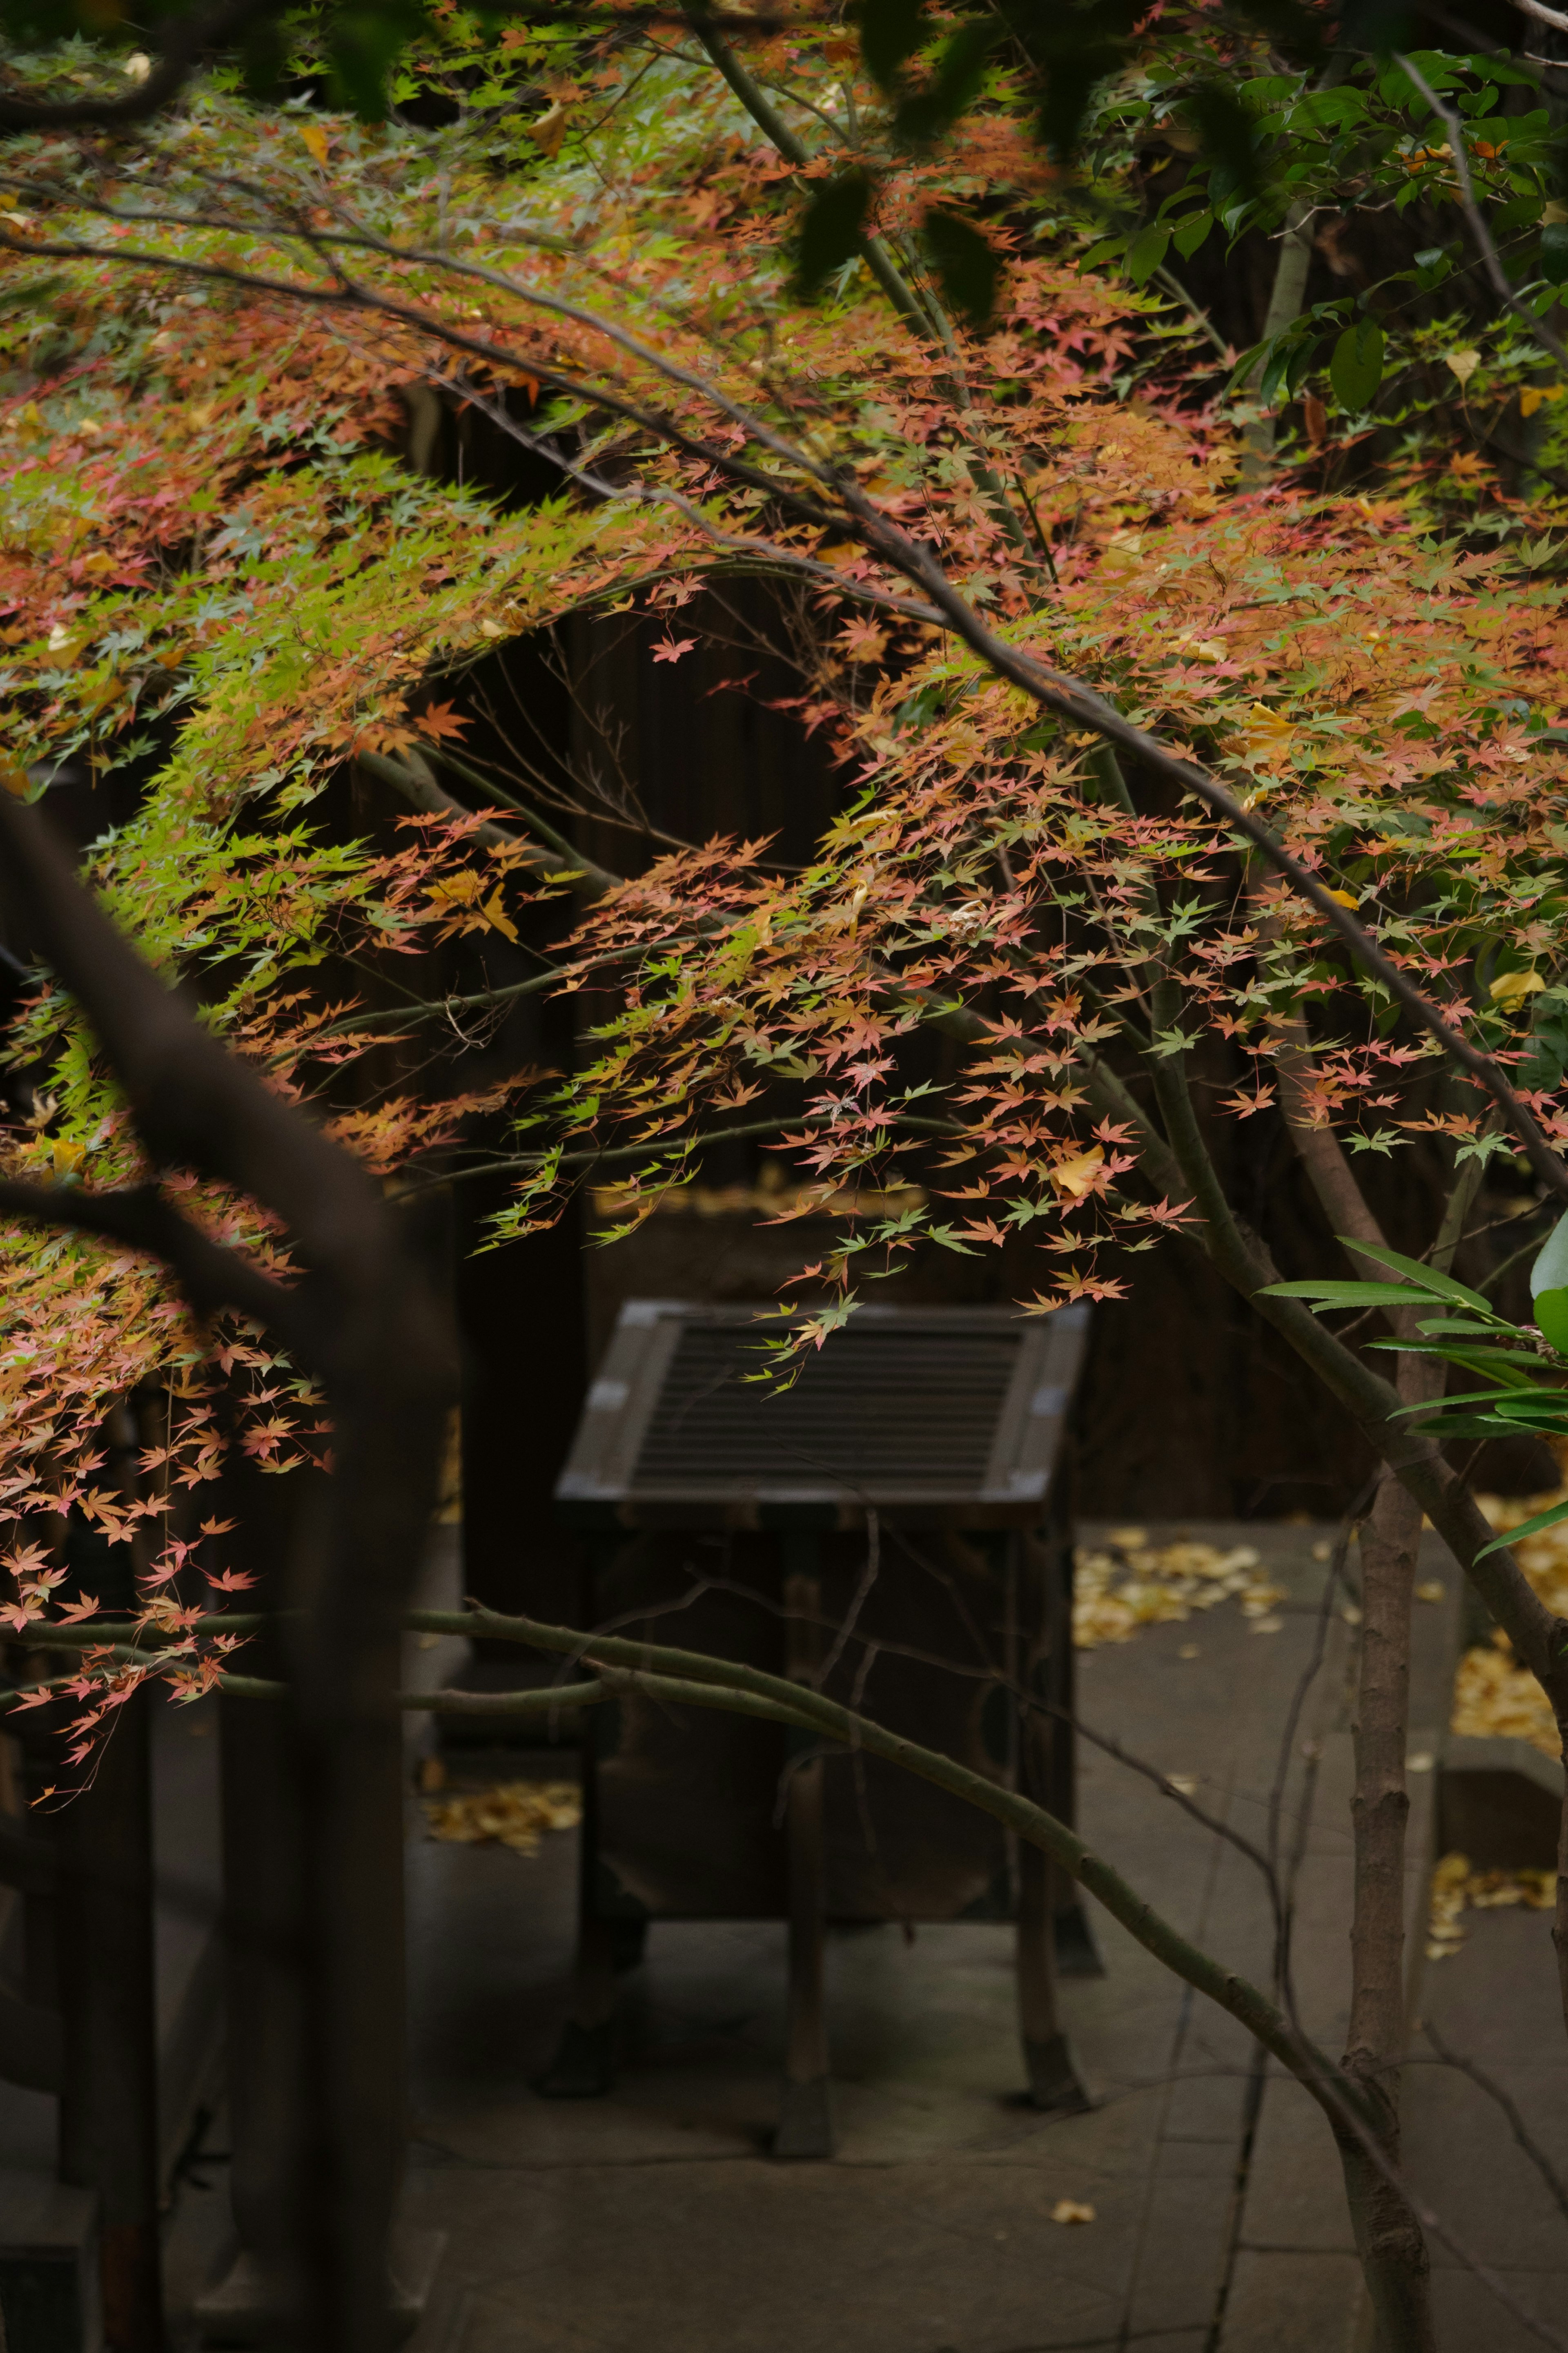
<box><xmin>416</xmin><ymin>702</ymin><xmax>470</xmax><ymax>742</ymax></box>
<box><xmin>653</xmin><ymin>638</ymin><xmax>697</xmax><ymax>664</ymax></box>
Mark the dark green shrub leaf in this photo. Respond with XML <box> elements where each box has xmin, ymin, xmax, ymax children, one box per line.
<box><xmin>1329</xmin><ymin>318</ymin><xmax>1384</xmax><ymax>412</ymax></box>
<box><xmin>924</xmin><ymin>206</ymin><xmax>1001</xmax><ymax>330</ymax></box>
<box><xmin>893</xmin><ymin>17</ymin><xmax>1000</xmax><ymax>147</ymax></box>
<box><xmin>858</xmin><ymin>0</ymin><xmax>929</xmax><ymax>89</ymax></box>
<box><xmin>1125</xmin><ymin>222</ymin><xmax>1171</xmax><ymax>284</ymax></box>
<box><xmin>796</xmin><ymin>168</ymin><xmax>876</xmax><ymax>298</ymax></box>
<box><xmin>1172</xmin><ymin>210</ymin><xmax>1213</xmax><ymax>258</ymax></box>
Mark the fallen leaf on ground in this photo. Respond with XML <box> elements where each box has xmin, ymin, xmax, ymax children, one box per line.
<box><xmin>1427</xmin><ymin>1849</ymin><xmax>1552</xmax><ymax>1960</ymax></box>
<box><xmin>423</xmin><ymin>1780</ymin><xmax>582</xmax><ymax>1855</ymax></box>
<box><xmin>1051</xmin><ymin>2200</ymin><xmax>1096</xmax><ymax>2226</ymax></box>
<box><xmin>1074</xmin><ymin>1537</ymin><xmax>1286</xmax><ymax>1649</ymax></box>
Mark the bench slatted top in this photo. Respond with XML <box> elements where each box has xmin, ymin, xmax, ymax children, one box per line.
<box><xmin>556</xmin><ymin>1301</ymin><xmax>1089</xmax><ymax>1530</ymax></box>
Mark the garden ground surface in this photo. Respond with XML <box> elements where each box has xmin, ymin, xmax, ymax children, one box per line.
<box><xmin>147</xmin><ymin>1521</ymin><xmax>1568</xmax><ymax>2351</ymax></box>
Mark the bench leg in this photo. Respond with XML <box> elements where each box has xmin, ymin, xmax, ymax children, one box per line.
<box><xmin>536</xmin><ymin>1915</ymin><xmax>620</xmax><ymax>2099</ymax></box>
<box><xmin>775</xmin><ymin>1555</ymin><xmax>834</xmax><ymax>2159</ymax></box>
<box><xmin>1018</xmin><ymin>1539</ymin><xmax>1090</xmax><ymax>2114</ymax></box>
<box><xmin>1017</xmin><ymin>1836</ymin><xmax>1091</xmax><ymax>2113</ymax></box>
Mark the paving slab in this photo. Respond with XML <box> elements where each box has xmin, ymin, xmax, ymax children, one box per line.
<box><xmin>381</xmin><ymin>1521</ymin><xmax>1379</xmax><ymax>2353</ymax></box>
<box><xmin>156</xmin><ymin>1515</ymin><xmax>1568</xmax><ymax>2351</ymax></box>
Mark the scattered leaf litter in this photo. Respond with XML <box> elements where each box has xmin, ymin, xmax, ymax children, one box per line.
<box><xmin>423</xmin><ymin>1780</ymin><xmax>582</xmax><ymax>1856</ymax></box>
<box><xmin>1074</xmin><ymin>1531</ymin><xmax>1287</xmax><ymax>1650</ymax></box>
<box><xmin>1449</xmin><ymin>1488</ymin><xmax>1568</xmax><ymax>1757</ymax></box>
<box><xmin>1427</xmin><ymin>1849</ymin><xmax>1553</xmax><ymax>1960</ymax></box>
<box><xmin>1452</xmin><ymin>1633</ymin><xmax>1559</xmax><ymax>1756</ymax></box>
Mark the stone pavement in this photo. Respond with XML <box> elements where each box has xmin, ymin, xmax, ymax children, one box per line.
<box><xmin>156</xmin><ymin>1520</ymin><xmax>1568</xmax><ymax>2352</ymax></box>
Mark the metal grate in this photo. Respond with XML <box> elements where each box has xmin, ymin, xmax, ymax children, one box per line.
<box><xmin>635</xmin><ymin>1322</ymin><xmax>1018</xmax><ymax>1488</ymax></box>
<box><xmin>557</xmin><ymin>1301</ymin><xmax>1090</xmax><ymax>1530</ymax></box>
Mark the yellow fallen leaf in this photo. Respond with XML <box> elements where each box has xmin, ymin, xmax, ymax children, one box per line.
<box><xmin>530</xmin><ymin>100</ymin><xmax>570</xmax><ymax>156</ymax></box>
<box><xmin>1428</xmin><ymin>1849</ymin><xmax>1553</xmax><ymax>1957</ymax></box>
<box><xmin>1051</xmin><ymin>2200</ymin><xmax>1096</xmax><ymax>2226</ymax></box>
<box><xmin>423</xmin><ymin>1779</ymin><xmax>582</xmax><ymax>1856</ymax></box>
<box><xmin>1235</xmin><ymin>702</ymin><xmax>1296</xmax><ymax>769</ymax></box>
<box><xmin>1489</xmin><ymin>968</ymin><xmax>1546</xmax><ymax>1010</ymax></box>
<box><xmin>1520</xmin><ymin>386</ymin><xmax>1566</xmax><ymax>417</ymax></box>
<box><xmin>1325</xmin><ymin>888</ymin><xmax>1359</xmax><ymax>909</ymax></box>
<box><xmin>1445</xmin><ymin>348</ymin><xmax>1481</xmax><ymax>387</ymax></box>
<box><xmin>1049</xmin><ymin>1146</ymin><xmax>1105</xmax><ymax>1199</ymax></box>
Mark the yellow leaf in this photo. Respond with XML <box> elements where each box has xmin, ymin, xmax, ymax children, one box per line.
<box><xmin>1049</xmin><ymin>1146</ymin><xmax>1104</xmax><ymax>1199</ymax></box>
<box><xmin>1234</xmin><ymin>702</ymin><xmax>1296</xmax><ymax>769</ymax></box>
<box><xmin>1490</xmin><ymin>968</ymin><xmax>1546</xmax><ymax>1010</ymax></box>
<box><xmin>1445</xmin><ymin>348</ymin><xmax>1481</xmax><ymax>388</ymax></box>
<box><xmin>1325</xmin><ymin>888</ymin><xmax>1359</xmax><ymax>909</ymax></box>
<box><xmin>530</xmin><ymin>100</ymin><xmax>570</xmax><ymax>156</ymax></box>
<box><xmin>1051</xmin><ymin>2200</ymin><xmax>1096</xmax><ymax>2226</ymax></box>
<box><xmin>427</xmin><ymin>873</ymin><xmax>482</xmax><ymax>907</ymax></box>
<box><xmin>299</xmin><ymin>122</ymin><xmax>330</xmax><ymax>167</ymax></box>
<box><xmin>481</xmin><ymin>888</ymin><xmax>519</xmax><ymax>943</ymax></box>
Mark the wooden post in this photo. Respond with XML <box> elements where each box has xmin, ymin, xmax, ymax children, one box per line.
<box><xmin>1015</xmin><ymin>1532</ymin><xmax>1092</xmax><ymax>2112</ymax></box>
<box><xmin>1043</xmin><ymin>1488</ymin><xmax>1102</xmax><ymax>1979</ymax></box>
<box><xmin>537</xmin><ymin>1538</ymin><xmax>626</xmax><ymax>2099</ymax></box>
<box><xmin>56</xmin><ymin>1685</ymin><xmax>164</xmax><ymax>2353</ymax></box>
<box><xmin>775</xmin><ymin>1535</ymin><xmax>833</xmax><ymax>2159</ymax></box>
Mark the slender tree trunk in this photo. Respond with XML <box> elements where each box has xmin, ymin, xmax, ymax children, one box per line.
<box><xmin>1273</xmin><ymin>1037</ymin><xmax>1486</xmax><ymax>2349</ymax></box>
<box><xmin>1339</xmin><ymin>1367</ymin><xmax>1436</xmax><ymax>2353</ymax></box>
<box><xmin>1554</xmin><ymin>1713</ymin><xmax>1568</xmax><ymax>2039</ymax></box>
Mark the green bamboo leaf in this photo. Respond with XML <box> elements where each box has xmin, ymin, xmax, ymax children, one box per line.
<box><xmin>1477</xmin><ymin>1496</ymin><xmax>1568</xmax><ymax>1558</ymax></box>
<box><xmin>1333</xmin><ymin>1239</ymin><xmax>1493</xmax><ymax>1314</ymax></box>
<box><xmin>1259</xmin><ymin>1280</ymin><xmax>1443</xmax><ymax>1306</ymax></box>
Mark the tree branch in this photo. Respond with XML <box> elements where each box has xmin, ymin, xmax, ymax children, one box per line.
<box><xmin>0</xmin><ymin>1177</ymin><xmax>306</xmax><ymax>1340</ymax></box>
